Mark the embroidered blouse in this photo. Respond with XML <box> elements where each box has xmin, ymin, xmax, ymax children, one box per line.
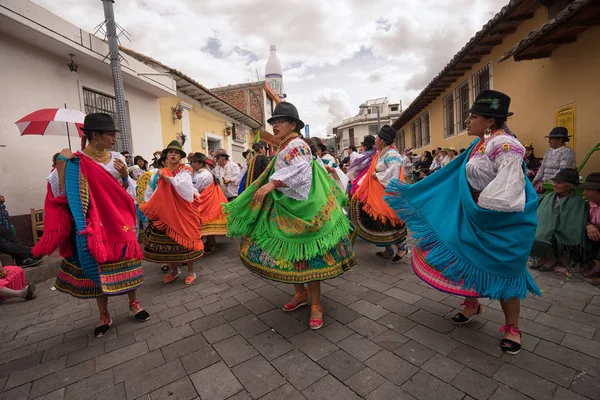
<box><xmin>144</xmin><ymin>164</ymin><xmax>198</xmax><ymax>203</ymax></box>
<box><xmin>48</xmin><ymin>152</ymin><xmax>136</xmax><ymax>199</ymax></box>
<box><xmin>316</xmin><ymin>157</ymin><xmax>349</xmax><ymax>191</ymax></box>
<box><xmin>466</xmin><ymin>133</ymin><xmax>526</xmax><ymax>212</ymax></box>
<box><xmin>375</xmin><ymin>146</ymin><xmax>403</xmax><ymax>187</ymax></box>
<box><xmin>269</xmin><ymin>137</ymin><xmax>313</xmax><ymax>201</ymax></box>
<box><xmin>533</xmin><ymin>145</ymin><xmax>576</xmax><ymax>183</ymax></box>
<box><xmin>192</xmin><ymin>169</ymin><xmax>214</xmax><ymax>193</ymax></box>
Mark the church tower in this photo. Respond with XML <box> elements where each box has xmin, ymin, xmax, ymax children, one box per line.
<box><xmin>265</xmin><ymin>44</ymin><xmax>285</xmax><ymax>99</ymax></box>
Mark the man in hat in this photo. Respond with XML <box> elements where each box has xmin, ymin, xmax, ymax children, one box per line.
<box><xmin>533</xmin><ymin>127</ymin><xmax>576</xmax><ymax>192</ymax></box>
<box><xmin>402</xmin><ymin>147</ymin><xmax>414</xmax><ymax>183</ymax></box>
<box><xmin>523</xmin><ymin>141</ymin><xmax>541</xmax><ymax>181</ymax></box>
<box><xmin>213</xmin><ymin>149</ymin><xmax>241</xmax><ymax>201</ymax></box>
<box><xmin>582</xmin><ymin>172</ymin><xmax>600</xmax><ymax>278</ymax></box>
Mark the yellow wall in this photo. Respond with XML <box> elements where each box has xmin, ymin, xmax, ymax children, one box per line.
<box><xmin>159</xmin><ymin>96</ymin><xmax>231</xmax><ymax>156</ymax></box>
<box><xmin>399</xmin><ymin>7</ymin><xmax>600</xmax><ymax>175</ymax></box>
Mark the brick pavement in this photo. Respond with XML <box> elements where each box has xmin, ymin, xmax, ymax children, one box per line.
<box><xmin>1</xmin><ymin>237</ymin><xmax>600</xmax><ymax>399</ymax></box>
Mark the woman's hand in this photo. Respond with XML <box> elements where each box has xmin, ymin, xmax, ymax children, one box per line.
<box><xmin>325</xmin><ymin>166</ymin><xmax>335</xmax><ymax>174</ymax></box>
<box><xmin>59</xmin><ymin>149</ymin><xmax>75</xmax><ymax>161</ymax></box>
<box><xmin>253</xmin><ymin>182</ymin><xmax>275</xmax><ymax>203</ymax></box>
<box><xmin>587</xmin><ymin>224</ymin><xmax>600</xmax><ymax>241</ymax></box>
<box><xmin>371</xmin><ymin>172</ymin><xmax>378</xmax><ymax>179</ymax></box>
<box><xmin>534</xmin><ymin>181</ymin><xmax>543</xmax><ymax>192</ymax></box>
<box><xmin>158</xmin><ymin>171</ymin><xmax>172</xmax><ymax>185</ymax></box>
<box><xmin>114</xmin><ymin>158</ymin><xmax>128</xmax><ymax>179</ymax></box>
<box><xmin>0</xmin><ymin>266</ymin><xmax>6</xmax><ymax>279</ymax></box>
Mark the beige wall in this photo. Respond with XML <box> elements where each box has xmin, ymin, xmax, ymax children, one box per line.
<box><xmin>398</xmin><ymin>7</ymin><xmax>600</xmax><ymax>175</ymax></box>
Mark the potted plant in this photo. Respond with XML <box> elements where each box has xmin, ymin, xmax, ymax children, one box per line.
<box><xmin>225</xmin><ymin>126</ymin><xmax>232</xmax><ymax>136</ymax></box>
<box><xmin>171</xmin><ymin>102</ymin><xmax>184</xmax><ymax>120</ymax></box>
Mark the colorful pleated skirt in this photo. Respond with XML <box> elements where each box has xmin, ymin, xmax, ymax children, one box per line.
<box><xmin>55</xmin><ymin>256</ymin><xmax>144</xmax><ymax>299</ymax></box>
<box><xmin>412</xmin><ymin>246</ymin><xmax>480</xmax><ymax>298</ymax></box>
<box><xmin>240</xmin><ymin>235</ymin><xmax>356</xmax><ymax>284</ymax></box>
<box><xmin>349</xmin><ymin>197</ymin><xmax>407</xmax><ymax>246</ymax></box>
<box><xmin>142</xmin><ymin>224</ymin><xmax>203</xmax><ymax>264</ymax></box>
<box><xmin>201</xmin><ymin>216</ymin><xmax>228</xmax><ymax>236</ymax></box>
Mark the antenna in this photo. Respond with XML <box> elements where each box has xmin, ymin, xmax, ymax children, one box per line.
<box><xmin>256</xmin><ymin>70</ymin><xmax>260</xmax><ymax>81</ymax></box>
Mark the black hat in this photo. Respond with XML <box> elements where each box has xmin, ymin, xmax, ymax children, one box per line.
<box><xmin>267</xmin><ymin>102</ymin><xmax>305</xmax><ymax>130</ymax></box>
<box><xmin>552</xmin><ymin>168</ymin><xmax>579</xmax><ymax>186</ymax></box>
<box><xmin>191</xmin><ymin>152</ymin><xmax>207</xmax><ymax>164</ymax></box>
<box><xmin>468</xmin><ymin>90</ymin><xmax>513</xmax><ymax>119</ymax></box>
<box><xmin>162</xmin><ymin>140</ymin><xmax>186</xmax><ymax>159</ymax></box>
<box><xmin>361</xmin><ymin>135</ymin><xmax>375</xmax><ymax>148</ymax></box>
<box><xmin>80</xmin><ymin>113</ymin><xmax>120</xmax><ymax>132</ymax></box>
<box><xmin>544</xmin><ymin>127</ymin><xmax>571</xmax><ymax>142</ymax></box>
<box><xmin>581</xmin><ymin>172</ymin><xmax>600</xmax><ymax>190</ymax></box>
<box><xmin>377</xmin><ymin>125</ymin><xmax>397</xmax><ymax>143</ymax></box>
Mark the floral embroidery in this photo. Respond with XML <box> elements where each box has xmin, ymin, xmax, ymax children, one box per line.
<box><xmin>502</xmin><ymin>143</ymin><xmax>511</xmax><ymax>152</ymax></box>
<box><xmin>283</xmin><ymin>145</ymin><xmax>310</xmax><ymax>165</ymax></box>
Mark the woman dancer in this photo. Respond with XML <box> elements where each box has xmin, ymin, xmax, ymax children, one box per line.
<box><xmin>191</xmin><ymin>153</ymin><xmax>228</xmax><ymax>253</ymax></box>
<box><xmin>224</xmin><ymin>102</ymin><xmax>355</xmax><ymax>329</ymax></box>
<box><xmin>386</xmin><ymin>90</ymin><xmax>540</xmax><ymax>354</ymax></box>
<box><xmin>347</xmin><ymin>135</ymin><xmax>377</xmax><ymax>197</ymax></box>
<box><xmin>238</xmin><ymin>141</ymin><xmax>270</xmax><ymax>195</ymax></box>
<box><xmin>33</xmin><ymin>113</ymin><xmax>148</xmax><ymax>337</ymax></box>
<box><xmin>140</xmin><ymin>141</ymin><xmax>203</xmax><ymax>285</ymax></box>
<box><xmin>350</xmin><ymin>125</ymin><xmax>408</xmax><ymax>262</ymax></box>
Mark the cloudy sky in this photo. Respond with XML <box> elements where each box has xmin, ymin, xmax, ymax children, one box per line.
<box><xmin>33</xmin><ymin>0</ymin><xmax>507</xmax><ymax>137</ymax></box>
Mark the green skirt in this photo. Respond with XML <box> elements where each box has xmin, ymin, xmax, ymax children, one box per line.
<box><xmin>239</xmin><ymin>235</ymin><xmax>356</xmax><ymax>283</ymax></box>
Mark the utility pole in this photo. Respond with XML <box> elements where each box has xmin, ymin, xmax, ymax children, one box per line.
<box><xmin>101</xmin><ymin>0</ymin><xmax>132</xmax><ymax>151</ymax></box>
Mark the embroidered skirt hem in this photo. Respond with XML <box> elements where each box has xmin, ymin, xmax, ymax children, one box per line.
<box><xmin>55</xmin><ymin>257</ymin><xmax>144</xmax><ymax>299</ymax></box>
<box><xmin>143</xmin><ymin>225</ymin><xmax>203</xmax><ymax>263</ymax></box>
<box><xmin>239</xmin><ymin>236</ymin><xmax>356</xmax><ymax>284</ymax></box>
<box><xmin>350</xmin><ymin>197</ymin><xmax>407</xmax><ymax>246</ymax></box>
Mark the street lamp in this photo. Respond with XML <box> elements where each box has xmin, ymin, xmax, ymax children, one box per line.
<box><xmin>359</xmin><ymin>103</ymin><xmax>381</xmax><ymax>132</ymax></box>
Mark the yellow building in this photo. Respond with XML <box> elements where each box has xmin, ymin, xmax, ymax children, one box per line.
<box><xmin>121</xmin><ymin>48</ymin><xmax>261</xmax><ymax>163</ymax></box>
<box><xmin>393</xmin><ymin>0</ymin><xmax>600</xmax><ymax>175</ymax></box>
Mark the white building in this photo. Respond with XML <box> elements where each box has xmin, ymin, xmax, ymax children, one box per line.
<box><xmin>265</xmin><ymin>44</ymin><xmax>285</xmax><ymax>99</ymax></box>
<box><xmin>0</xmin><ymin>0</ymin><xmax>175</xmax><ymax>241</ymax></box>
<box><xmin>333</xmin><ymin>98</ymin><xmax>403</xmax><ymax>158</ymax></box>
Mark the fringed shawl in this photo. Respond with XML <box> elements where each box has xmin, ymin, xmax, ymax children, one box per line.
<box><xmin>224</xmin><ymin>158</ymin><xmax>352</xmax><ymax>262</ymax></box>
<box><xmin>385</xmin><ymin>139</ymin><xmax>541</xmax><ymax>300</ymax></box>
<box><xmin>140</xmin><ymin>168</ymin><xmax>203</xmax><ymax>251</ymax></box>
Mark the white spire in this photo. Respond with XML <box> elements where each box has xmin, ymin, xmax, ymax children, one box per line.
<box><xmin>265</xmin><ymin>44</ymin><xmax>283</xmax><ymax>77</ymax></box>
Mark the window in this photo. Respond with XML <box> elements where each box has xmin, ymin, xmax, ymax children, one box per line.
<box><xmin>410</xmin><ymin>113</ymin><xmax>430</xmax><ymax>148</ymax></box>
<box><xmin>455</xmin><ymin>81</ymin><xmax>470</xmax><ymax>133</ymax></box>
<box><xmin>472</xmin><ymin>63</ymin><xmax>491</xmax><ymax>99</ymax></box>
<box><xmin>421</xmin><ymin>112</ymin><xmax>430</xmax><ymax>146</ymax></box>
<box><xmin>390</xmin><ymin>106</ymin><xmax>399</xmax><ymax>112</ymax></box>
<box><xmin>349</xmin><ymin>128</ymin><xmax>355</xmax><ymax>146</ymax></box>
<box><xmin>83</xmin><ymin>87</ymin><xmax>131</xmax><ymax>152</ymax></box>
<box><xmin>368</xmin><ymin>125</ymin><xmax>378</xmax><ymax>135</ymax></box>
<box><xmin>397</xmin><ymin>129</ymin><xmax>406</xmax><ymax>151</ymax></box>
<box><xmin>443</xmin><ymin>93</ymin><xmax>455</xmax><ymax>138</ymax></box>
<box><xmin>265</xmin><ymin>96</ymin><xmax>274</xmax><ymax>121</ymax></box>
<box><xmin>232</xmin><ymin>123</ymin><xmax>246</xmax><ymax>143</ymax></box>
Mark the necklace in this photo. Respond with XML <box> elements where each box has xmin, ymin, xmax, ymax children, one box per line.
<box><xmin>278</xmin><ymin>133</ymin><xmax>299</xmax><ymax>150</ymax></box>
<box><xmin>83</xmin><ymin>145</ymin><xmax>111</xmax><ymax>164</ymax></box>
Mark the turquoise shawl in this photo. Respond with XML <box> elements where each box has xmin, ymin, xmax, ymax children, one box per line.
<box><xmin>385</xmin><ymin>139</ymin><xmax>541</xmax><ymax>300</ymax></box>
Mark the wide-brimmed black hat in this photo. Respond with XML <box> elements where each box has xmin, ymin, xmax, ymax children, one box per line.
<box><xmin>377</xmin><ymin>125</ymin><xmax>397</xmax><ymax>143</ymax></box>
<box><xmin>581</xmin><ymin>172</ymin><xmax>600</xmax><ymax>190</ymax></box>
<box><xmin>468</xmin><ymin>90</ymin><xmax>513</xmax><ymax>119</ymax></box>
<box><xmin>80</xmin><ymin>113</ymin><xmax>120</xmax><ymax>132</ymax></box>
<box><xmin>267</xmin><ymin>102</ymin><xmax>305</xmax><ymax>130</ymax></box>
<box><xmin>162</xmin><ymin>140</ymin><xmax>186</xmax><ymax>159</ymax></box>
<box><xmin>544</xmin><ymin>127</ymin><xmax>571</xmax><ymax>142</ymax></box>
<box><xmin>552</xmin><ymin>168</ymin><xmax>579</xmax><ymax>186</ymax></box>
<box><xmin>361</xmin><ymin>135</ymin><xmax>375</xmax><ymax>148</ymax></box>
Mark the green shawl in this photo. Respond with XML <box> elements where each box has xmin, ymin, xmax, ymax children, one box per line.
<box><xmin>532</xmin><ymin>191</ymin><xmax>587</xmax><ymax>257</ymax></box>
<box><xmin>224</xmin><ymin>157</ymin><xmax>351</xmax><ymax>262</ymax></box>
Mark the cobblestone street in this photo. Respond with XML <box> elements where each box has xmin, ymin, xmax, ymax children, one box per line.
<box><xmin>1</xmin><ymin>237</ymin><xmax>600</xmax><ymax>400</ymax></box>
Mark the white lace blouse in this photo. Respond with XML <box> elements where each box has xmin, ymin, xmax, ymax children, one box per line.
<box><xmin>466</xmin><ymin>134</ymin><xmax>526</xmax><ymax>212</ymax></box>
<box><xmin>269</xmin><ymin>137</ymin><xmax>313</xmax><ymax>201</ymax></box>
<box><xmin>192</xmin><ymin>169</ymin><xmax>214</xmax><ymax>194</ymax></box>
<box><xmin>48</xmin><ymin>151</ymin><xmax>136</xmax><ymax>199</ymax></box>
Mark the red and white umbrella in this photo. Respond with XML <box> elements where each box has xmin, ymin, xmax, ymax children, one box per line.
<box><xmin>15</xmin><ymin>108</ymin><xmax>85</xmax><ymax>137</ymax></box>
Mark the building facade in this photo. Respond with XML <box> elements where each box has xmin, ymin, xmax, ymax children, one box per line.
<box><xmin>119</xmin><ymin>48</ymin><xmax>261</xmax><ymax>164</ymax></box>
<box><xmin>334</xmin><ymin>98</ymin><xmax>402</xmax><ymax>158</ymax></box>
<box><xmin>393</xmin><ymin>0</ymin><xmax>600</xmax><ymax>175</ymax></box>
<box><xmin>211</xmin><ymin>82</ymin><xmax>282</xmax><ymax>154</ymax></box>
<box><xmin>0</xmin><ymin>0</ymin><xmax>175</xmax><ymax>243</ymax></box>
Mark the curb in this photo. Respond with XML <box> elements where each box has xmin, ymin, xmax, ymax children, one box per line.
<box><xmin>24</xmin><ymin>258</ymin><xmax>61</xmax><ymax>285</ymax></box>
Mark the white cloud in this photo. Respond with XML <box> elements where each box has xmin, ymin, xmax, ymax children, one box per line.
<box><xmin>32</xmin><ymin>0</ymin><xmax>508</xmax><ymax>138</ymax></box>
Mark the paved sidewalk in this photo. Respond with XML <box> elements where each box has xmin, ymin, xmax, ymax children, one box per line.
<box><xmin>1</xmin><ymin>237</ymin><xmax>600</xmax><ymax>400</ymax></box>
